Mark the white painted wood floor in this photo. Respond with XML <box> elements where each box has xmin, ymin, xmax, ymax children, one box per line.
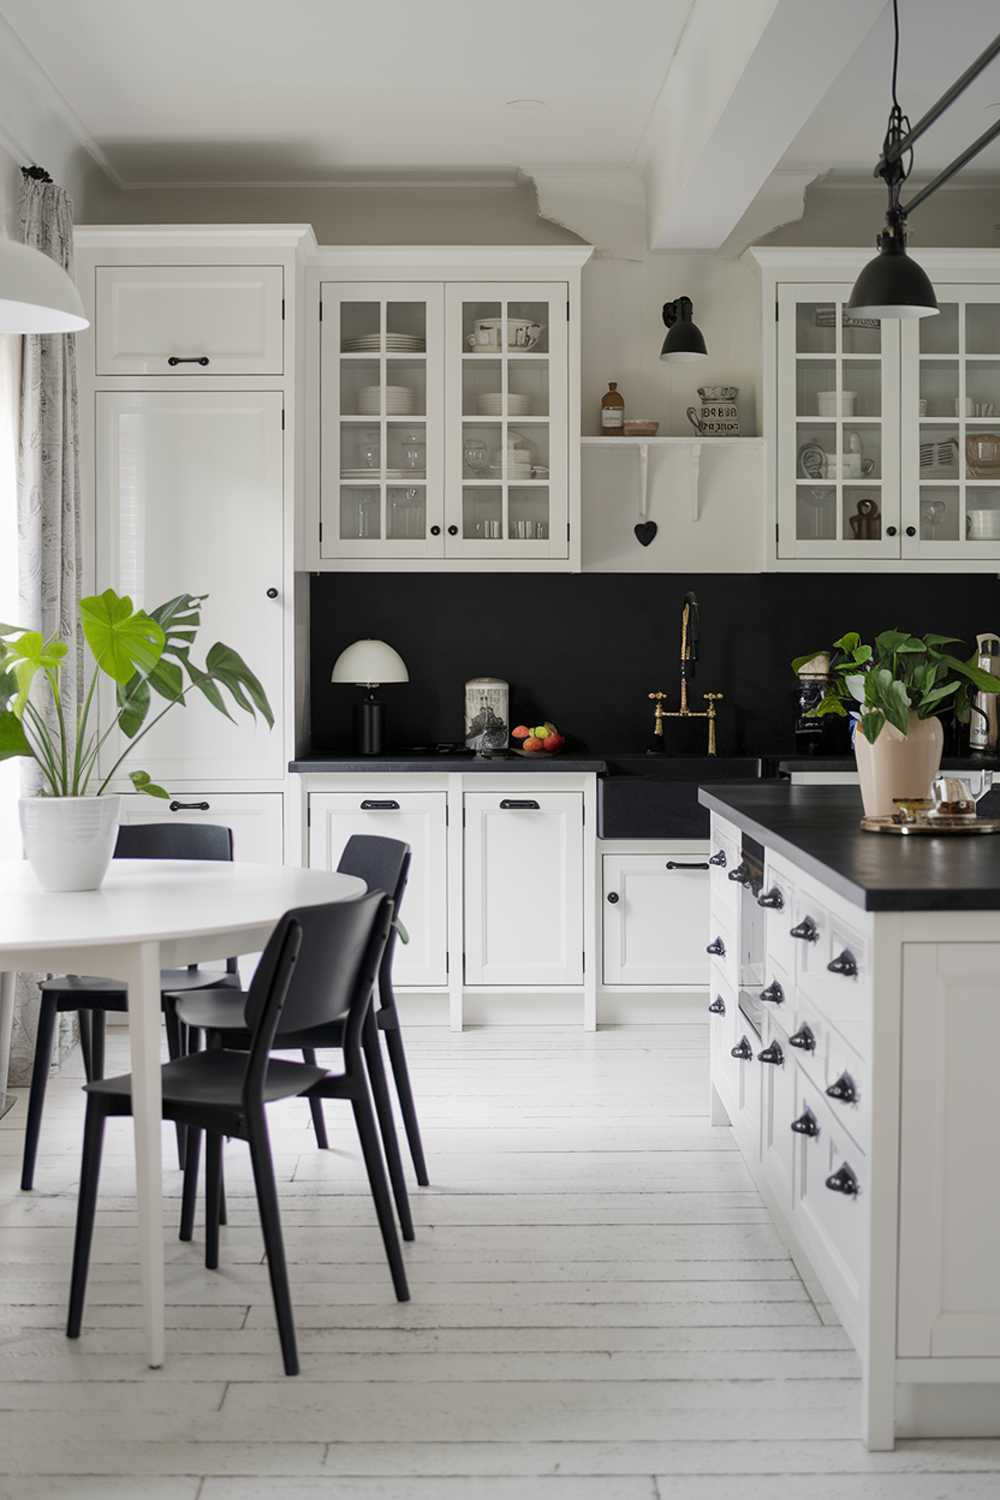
<box><xmin>2</xmin><ymin>1020</ymin><xmax>1000</xmax><ymax>1499</ymax></box>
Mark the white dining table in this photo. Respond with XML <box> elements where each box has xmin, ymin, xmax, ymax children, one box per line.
<box><xmin>0</xmin><ymin>857</ymin><xmax>366</xmax><ymax>1367</ymax></box>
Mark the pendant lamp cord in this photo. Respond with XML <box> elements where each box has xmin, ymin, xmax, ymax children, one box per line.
<box><xmin>880</xmin><ymin>0</ymin><xmax>913</xmax><ymax>224</ymax></box>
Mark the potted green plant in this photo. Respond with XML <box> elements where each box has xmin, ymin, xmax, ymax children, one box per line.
<box><xmin>792</xmin><ymin>630</ymin><xmax>1000</xmax><ymax>818</ymax></box>
<box><xmin>1</xmin><ymin>589</ymin><xmax>273</xmax><ymax>891</ymax></box>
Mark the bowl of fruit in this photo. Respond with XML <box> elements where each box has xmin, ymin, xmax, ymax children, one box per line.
<box><xmin>511</xmin><ymin>721</ymin><xmax>566</xmax><ymax>755</ymax></box>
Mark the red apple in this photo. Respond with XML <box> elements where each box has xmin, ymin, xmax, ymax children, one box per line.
<box><xmin>512</xmin><ymin>724</ymin><xmax>530</xmax><ymax>740</ymax></box>
<box><xmin>542</xmin><ymin>733</ymin><xmax>561</xmax><ymax>752</ymax></box>
<box><xmin>522</xmin><ymin>736</ymin><xmax>543</xmax><ymax>751</ymax></box>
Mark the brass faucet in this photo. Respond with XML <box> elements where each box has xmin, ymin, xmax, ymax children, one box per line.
<box><xmin>648</xmin><ymin>595</ymin><xmax>723</xmax><ymax>755</ymax></box>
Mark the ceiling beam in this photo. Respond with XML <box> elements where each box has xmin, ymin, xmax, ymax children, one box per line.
<box><xmin>641</xmin><ymin>0</ymin><xmax>887</xmax><ymax>250</ymax></box>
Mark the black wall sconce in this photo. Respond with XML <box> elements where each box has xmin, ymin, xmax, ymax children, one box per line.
<box><xmin>659</xmin><ymin>296</ymin><xmax>707</xmax><ymax>362</ymax></box>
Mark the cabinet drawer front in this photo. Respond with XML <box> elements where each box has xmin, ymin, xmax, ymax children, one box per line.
<box><xmin>464</xmin><ymin>792</ymin><xmax>583</xmax><ymax>987</ymax></box>
<box><xmin>794</xmin><ymin>1074</ymin><xmax>866</xmax><ymax>1316</ymax></box>
<box><xmin>119</xmin><ymin>792</ymin><xmax>283</xmax><ymax>864</ymax></box>
<box><xmin>96</xmin><ymin>265</ymin><xmax>284</xmax><ymax>375</ymax></box>
<box><xmin>708</xmin><ymin>969</ymin><xmax>738</xmax><ymax>1120</ymax></box>
<box><xmin>706</xmin><ymin>903</ymin><xmax>739</xmax><ymax>993</ymax></box>
<box><xmin>762</xmin><ymin>855</ymin><xmax>797</xmax><ymax>978</ymax></box>
<box><xmin>708</xmin><ymin>815</ymin><xmax>742</xmax><ymax>919</ymax></box>
<box><xmin>308</xmin><ymin>791</ymin><xmax>448</xmax><ymax>988</ymax></box>
<box><xmin>603</xmin><ymin>851</ymin><xmax>709</xmax><ymax>986</ymax></box>
<box><xmin>760</xmin><ymin>1009</ymin><xmax>797</xmax><ymax>1210</ymax></box>
<box><xmin>813</xmin><ymin>909</ymin><xmax>870</xmax><ymax>1035</ymax></box>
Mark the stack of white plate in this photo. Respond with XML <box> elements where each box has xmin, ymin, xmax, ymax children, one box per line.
<box><xmin>341</xmin><ymin>469</ymin><xmax>382</xmax><ymax>481</ymax></box>
<box><xmin>343</xmin><ymin>333</ymin><xmax>425</xmax><ymax>353</ymax></box>
<box><xmin>340</xmin><ymin>468</ymin><xmax>426</xmax><ymax>481</ymax></box>
<box><xmin>357</xmin><ymin>385</ymin><xmax>417</xmax><ymax>416</ymax></box>
<box><xmin>477</xmin><ymin>392</ymin><xmax>531</xmax><ymax>416</ymax></box>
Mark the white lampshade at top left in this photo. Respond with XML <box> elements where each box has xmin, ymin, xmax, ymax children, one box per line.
<box><xmin>0</xmin><ymin>237</ymin><xmax>88</xmax><ymax>333</ymax></box>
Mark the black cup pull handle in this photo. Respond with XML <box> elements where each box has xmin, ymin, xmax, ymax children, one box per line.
<box><xmin>430</xmin><ymin>525</ymin><xmax>441</xmax><ymax>536</ymax></box>
<box><xmin>169</xmin><ymin>800</ymin><xmax>210</xmax><ymax>812</ymax></box>
<box><xmin>825</xmin><ymin>1164</ymin><xmax>860</xmax><ymax>1196</ymax></box>
<box><xmin>825</xmin><ymin>1071</ymin><xmax>858</xmax><ymax>1104</ymax></box>
<box><xmin>758</xmin><ymin>1041</ymin><xmax>784</xmax><ymax>1065</ymax></box>
<box><xmin>759</xmin><ymin>980</ymin><xmax>784</xmax><ymax>1004</ymax></box>
<box><xmin>788</xmin><ymin>1024</ymin><xmax>816</xmax><ymax>1052</ymax></box>
<box><xmin>167</xmin><ymin>355</ymin><xmax>210</xmax><ymax>366</ymax></box>
<box><xmin>731</xmin><ymin>1036</ymin><xmax>753</xmax><ymax>1061</ymax></box>
<box><xmin>666</xmin><ymin>860</ymin><xmax>710</xmax><ymax>870</ymax></box>
<box><xmin>500</xmin><ymin>799</ymin><xmax>540</xmax><ymax>810</ymax></box>
<box><xmin>790</xmin><ymin>915</ymin><xmax>819</xmax><ymax>942</ymax></box>
<box><xmin>757</xmin><ymin>887</ymin><xmax>784</xmax><ymax>910</ymax></box>
<box><xmin>708</xmin><ymin>849</ymin><xmax>727</xmax><ymax>868</ymax></box>
<box><xmin>727</xmin><ymin>860</ymin><xmax>751</xmax><ymax>885</ymax></box>
<box><xmin>827</xmin><ymin>949</ymin><xmax>858</xmax><ymax>978</ymax></box>
<box><xmin>606</xmin><ymin>891</ymin><xmax>620</xmax><ymax>904</ymax></box>
<box><xmin>706</xmin><ymin>936</ymin><xmax>726</xmax><ymax>957</ymax></box>
<box><xmin>790</xmin><ymin>1109</ymin><xmax>820</xmax><ymax>1138</ymax></box>
<box><xmin>361</xmin><ymin>799</ymin><xmax>400</xmax><ymax>810</ymax></box>
<box><xmin>707</xmin><ymin>995</ymin><xmax>726</xmax><ymax>1015</ymax></box>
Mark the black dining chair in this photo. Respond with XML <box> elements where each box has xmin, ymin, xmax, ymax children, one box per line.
<box><xmin>67</xmin><ymin>890</ymin><xmax>403</xmax><ymax>1377</ymax></box>
<box><xmin>19</xmin><ymin>821</ymin><xmax>241</xmax><ymax>1192</ymax></box>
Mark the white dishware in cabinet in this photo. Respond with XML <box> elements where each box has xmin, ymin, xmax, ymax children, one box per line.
<box><xmin>120</xmin><ymin>792</ymin><xmax>284</xmax><ymax>863</ymax></box>
<box><xmin>96</xmin><ymin>390</ymin><xmax>285</xmax><ymax>784</ymax></box>
<box><xmin>308</xmin><ymin>790</ymin><xmax>448</xmax><ymax>987</ymax></box>
<box><xmin>95</xmin><ymin>264</ymin><xmax>284</xmax><ymax>375</ymax></box>
<box><xmin>463</xmin><ymin>791</ymin><xmax>583</xmax><ymax>986</ymax></box>
<box><xmin>602</xmin><ymin>851</ymin><xmax>709</xmax><ymax>986</ymax></box>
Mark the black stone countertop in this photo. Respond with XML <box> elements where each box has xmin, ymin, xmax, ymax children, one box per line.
<box><xmin>698</xmin><ymin>782</ymin><xmax>1000</xmax><ymax>912</ymax></box>
<box><xmin>778</xmin><ymin>755</ymin><xmax>1000</xmax><ymax>774</ymax></box>
<box><xmin>290</xmin><ymin>754</ymin><xmax>608</xmax><ymax>773</ymax></box>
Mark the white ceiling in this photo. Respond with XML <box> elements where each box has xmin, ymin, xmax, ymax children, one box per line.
<box><xmin>0</xmin><ymin>0</ymin><xmax>696</xmax><ymax>185</ymax></box>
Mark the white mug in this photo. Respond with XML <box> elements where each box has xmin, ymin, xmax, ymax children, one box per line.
<box><xmin>817</xmin><ymin>390</ymin><xmax>856</xmax><ymax>419</ymax></box>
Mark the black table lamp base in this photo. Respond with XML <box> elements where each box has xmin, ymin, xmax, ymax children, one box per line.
<box><xmin>354</xmin><ymin>694</ymin><xmax>385</xmax><ymax>755</ymax></box>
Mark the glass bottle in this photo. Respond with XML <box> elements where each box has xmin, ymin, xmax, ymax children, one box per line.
<box><xmin>601</xmin><ymin>381</ymin><xmax>625</xmax><ymax>434</ymax></box>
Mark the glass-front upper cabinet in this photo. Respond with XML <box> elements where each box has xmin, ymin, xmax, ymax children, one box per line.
<box><xmin>445</xmin><ymin>283</ymin><xmax>568</xmax><ymax>559</ymax></box>
<box><xmin>901</xmin><ymin>286</ymin><xmax>1000</xmax><ymax>560</ymax></box>
<box><xmin>320</xmin><ymin>282</ymin><xmax>444</xmax><ymax>559</ymax></box>
<box><xmin>777</xmin><ymin>283</ymin><xmax>900</xmax><ymax>560</ymax></box>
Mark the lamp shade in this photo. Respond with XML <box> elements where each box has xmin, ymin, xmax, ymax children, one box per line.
<box><xmin>330</xmin><ymin>638</ymin><xmax>409</xmax><ymax>687</ymax></box>
<box><xmin>659</xmin><ymin>296</ymin><xmax>707</xmax><ymax>362</ymax></box>
<box><xmin>847</xmin><ymin>228</ymin><xmax>939</xmax><ymax>320</ymax></box>
<box><xmin>0</xmin><ymin>238</ymin><xmax>88</xmax><ymax>333</ymax></box>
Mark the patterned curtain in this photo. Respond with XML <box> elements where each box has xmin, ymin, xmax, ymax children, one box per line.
<box><xmin>8</xmin><ymin>169</ymin><xmax>83</xmax><ymax>1086</ymax></box>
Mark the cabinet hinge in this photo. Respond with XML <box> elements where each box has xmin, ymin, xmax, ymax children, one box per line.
<box><xmin>319</xmin><ymin>300</ymin><xmax>323</xmax><ymax>322</ymax></box>
<box><xmin>582</xmin><ymin>951</ymin><xmax>586</xmax><ymax>973</ymax></box>
<box><xmin>775</xmin><ymin>522</ymin><xmax>779</xmax><ymax>545</ymax></box>
<box><xmin>445</xmin><ymin>953</ymin><xmax>449</xmax><ymax>975</ymax></box>
<box><xmin>775</xmin><ymin>299</ymin><xmax>779</xmax><ymax>321</ymax></box>
<box><xmin>281</xmin><ymin>298</ymin><xmax>286</xmax><ymax>321</ymax></box>
<box><xmin>281</xmin><ymin>407</ymin><xmax>285</xmax><ymax>431</ymax></box>
<box><xmin>566</xmin><ymin>300</ymin><xmax>570</xmax><ymax>322</ymax></box>
<box><xmin>566</xmin><ymin>522</ymin><xmax>571</xmax><ymax>542</ymax></box>
<box><xmin>306</xmin><ymin>806</ymin><xmax>311</xmax><ymax>828</ymax></box>
<box><xmin>445</xmin><ymin>804</ymin><xmax>449</xmax><ymax>826</ymax></box>
<box><xmin>319</xmin><ymin>520</ymin><xmax>324</xmax><ymax>544</ymax></box>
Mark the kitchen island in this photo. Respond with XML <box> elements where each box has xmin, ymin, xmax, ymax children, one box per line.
<box><xmin>699</xmin><ymin>782</ymin><xmax>1000</xmax><ymax>1450</ymax></box>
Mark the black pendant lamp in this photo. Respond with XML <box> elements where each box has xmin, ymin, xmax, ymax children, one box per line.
<box><xmin>659</xmin><ymin>296</ymin><xmax>707</xmax><ymax>362</ymax></box>
<box><xmin>849</xmin><ymin>0</ymin><xmax>1000</xmax><ymax>320</ymax></box>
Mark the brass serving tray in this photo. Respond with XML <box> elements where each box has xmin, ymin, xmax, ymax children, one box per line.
<box><xmin>861</xmin><ymin>815</ymin><xmax>1000</xmax><ymax>836</ymax></box>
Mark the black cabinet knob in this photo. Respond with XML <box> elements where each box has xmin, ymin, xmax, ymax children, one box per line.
<box><xmin>758</xmin><ymin>1041</ymin><xmax>783</xmax><ymax>1065</ymax></box>
<box><xmin>447</xmin><ymin>524</ymin><xmax>459</xmax><ymax>535</ymax></box>
<box><xmin>788</xmin><ymin>1024</ymin><xmax>816</xmax><ymax>1052</ymax></box>
<box><xmin>757</xmin><ymin>887</ymin><xmax>784</xmax><ymax>910</ymax></box>
<box><xmin>886</xmin><ymin>525</ymin><xmax>897</xmax><ymax>537</ymax></box>
<box><xmin>708</xmin><ymin>849</ymin><xmax>727</xmax><ymax>868</ymax></box>
<box><xmin>706</xmin><ymin>936</ymin><xmax>726</xmax><ymax>957</ymax></box>
<box><xmin>905</xmin><ymin>525</ymin><xmax>916</xmax><ymax>537</ymax></box>
<box><xmin>825</xmin><ymin>1071</ymin><xmax>858</xmax><ymax>1104</ymax></box>
<box><xmin>430</xmin><ymin>524</ymin><xmax>441</xmax><ymax>535</ymax></box>
<box><xmin>266</xmin><ymin>587</ymin><xmax>279</xmax><ymax>599</ymax></box>
<box><xmin>825</xmin><ymin>1163</ymin><xmax>860</xmax><ymax>1196</ymax></box>
<box><xmin>728</xmin><ymin>860</ymin><xmax>751</xmax><ymax>886</ymax></box>
<box><xmin>606</xmin><ymin>891</ymin><xmax>620</xmax><ymax>904</ymax></box>
<box><xmin>791</xmin><ymin>1109</ymin><xmax>820</xmax><ymax>1137</ymax></box>
<box><xmin>790</xmin><ymin>915</ymin><xmax>819</xmax><ymax>942</ymax></box>
<box><xmin>731</xmin><ymin>1036</ymin><xmax>753</xmax><ymax>1061</ymax></box>
<box><xmin>827</xmin><ymin>949</ymin><xmax>858</xmax><ymax>978</ymax></box>
<box><xmin>707</xmin><ymin>995</ymin><xmax>726</xmax><ymax>1015</ymax></box>
<box><xmin>759</xmin><ymin>980</ymin><xmax>784</xmax><ymax>1005</ymax></box>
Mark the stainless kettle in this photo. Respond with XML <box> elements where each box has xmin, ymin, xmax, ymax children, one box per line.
<box><xmin>970</xmin><ymin>633</ymin><xmax>1000</xmax><ymax>753</ymax></box>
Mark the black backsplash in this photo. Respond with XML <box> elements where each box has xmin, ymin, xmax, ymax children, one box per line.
<box><xmin>308</xmin><ymin>573</ymin><xmax>1000</xmax><ymax>757</ymax></box>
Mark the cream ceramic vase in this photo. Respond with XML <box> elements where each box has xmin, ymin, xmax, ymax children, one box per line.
<box><xmin>19</xmin><ymin>794</ymin><xmax>121</xmax><ymax>892</ymax></box>
<box><xmin>853</xmin><ymin>713</ymin><xmax>944</xmax><ymax>819</ymax></box>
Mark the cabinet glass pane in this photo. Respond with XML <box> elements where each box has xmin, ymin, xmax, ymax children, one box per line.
<box><xmin>339</xmin><ymin>486</ymin><xmax>380</xmax><ymax>540</ymax></box>
<box><xmin>506</xmin><ymin>301</ymin><xmax>549</xmax><ymax>354</ymax></box>
<box><xmin>461</xmin><ymin>300</ymin><xmax>502</xmax><ymax>353</ymax></box>
<box><xmin>919</xmin><ymin>359</ymin><xmax>959</xmax><ymax>417</ymax></box>
<box><xmin>340</xmin><ymin>423</ymin><xmax>381</xmax><ymax>477</ymax></box>
<box><xmin>920</xmin><ymin>423</ymin><xmax>959</xmax><ymax>479</ymax></box>
<box><xmin>508</xmin><ymin>424</ymin><xmax>547</xmax><ymax>481</ymax></box>
<box><xmin>462</xmin><ymin>358</ymin><xmax>503</xmax><ymax>416</ymax></box>
<box><xmin>340</xmin><ymin>302</ymin><xmax>380</xmax><ymax>352</ymax></box>
<box><xmin>843</xmin><ymin>359</ymin><xmax>880</xmax><ymax>418</ymax></box>
<box><xmin>841</xmin><ymin>312</ymin><xmax>881</xmax><ymax>356</ymax></box>
<box><xmin>795</xmin><ymin>359</ymin><xmax>837</xmax><ymax>416</ymax></box>
<box><xmin>386</xmin><ymin>423</ymin><xmax>426</xmax><ymax>478</ymax></box>
<box><xmin>462</xmin><ymin>485</ymin><xmax>503</xmax><ymax>539</ymax></box>
<box><xmin>341</xmin><ymin>359</ymin><xmax>380</xmax><ymax>415</ymax></box>
<box><xmin>796</xmin><ymin>421</ymin><xmax>836</xmax><ymax>480</ymax></box>
<box><xmin>795</xmin><ymin>303</ymin><xmax>835</xmax><ymax>354</ymax></box>
<box><xmin>967</xmin><ymin>428</ymin><xmax>1000</xmax><ymax>480</ymax></box>
<box><xmin>384</xmin><ymin>359</ymin><xmax>424</xmax><ymax>417</ymax></box>
<box><xmin>840</xmin><ymin>425</ymin><xmax>880</xmax><ymax>479</ymax></box>
<box><xmin>964</xmin><ymin>362</ymin><xmax>1000</xmax><ymax>418</ymax></box>
<box><xmin>966</xmin><ymin>303</ymin><xmax>1000</xmax><ymax>356</ymax></box>
<box><xmin>509</xmin><ymin>486</ymin><xmax>549</xmax><ymax>540</ymax></box>
<box><xmin>384</xmin><ymin>301</ymin><xmax>426</xmax><ymax>350</ymax></box>
<box><xmin>919</xmin><ymin>486</ymin><xmax>960</xmax><ymax>542</ymax></box>
<box><xmin>966</xmin><ymin>487</ymin><xmax>1000</xmax><ymax>542</ymax></box>
<box><xmin>387</xmin><ymin>486</ymin><xmax>427</xmax><ymax>540</ymax></box>
<box><xmin>509</xmin><ymin>358</ymin><xmax>549</xmax><ymax>416</ymax></box>
<box><xmin>920</xmin><ymin>302</ymin><xmax>958</xmax><ymax>354</ymax></box>
<box><xmin>795</xmin><ymin>485</ymin><xmax>837</xmax><ymax>541</ymax></box>
<box><xmin>462</xmin><ymin>421</ymin><xmax>501</xmax><ymax>479</ymax></box>
<box><xmin>843</xmin><ymin>487</ymin><xmax>883</xmax><ymax>541</ymax></box>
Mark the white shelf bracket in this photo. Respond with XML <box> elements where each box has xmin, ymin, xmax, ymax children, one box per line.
<box><xmin>686</xmin><ymin>441</ymin><xmax>703</xmax><ymax>522</ymax></box>
<box><xmin>638</xmin><ymin>443</ymin><xmax>650</xmax><ymax>520</ymax></box>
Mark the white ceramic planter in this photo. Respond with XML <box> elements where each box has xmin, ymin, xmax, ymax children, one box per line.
<box><xmin>19</xmin><ymin>794</ymin><xmax>121</xmax><ymax>892</ymax></box>
<box><xmin>854</xmin><ymin>713</ymin><xmax>944</xmax><ymax>819</ymax></box>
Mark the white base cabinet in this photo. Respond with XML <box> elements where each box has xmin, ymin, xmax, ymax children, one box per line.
<box><xmin>120</xmin><ymin>792</ymin><xmax>283</xmax><ymax>864</ymax></box>
<box><xmin>602</xmin><ymin>849</ymin><xmax>709</xmax><ymax>987</ymax></box>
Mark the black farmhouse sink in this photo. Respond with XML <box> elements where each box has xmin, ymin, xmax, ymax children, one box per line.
<box><xmin>598</xmin><ymin>756</ymin><xmax>770</xmax><ymax>839</ymax></box>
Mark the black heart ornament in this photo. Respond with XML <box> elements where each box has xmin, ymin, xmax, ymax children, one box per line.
<box><xmin>634</xmin><ymin>520</ymin><xmax>657</xmax><ymax>547</ymax></box>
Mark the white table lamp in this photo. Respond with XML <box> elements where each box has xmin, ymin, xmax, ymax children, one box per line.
<box><xmin>331</xmin><ymin>638</ymin><xmax>409</xmax><ymax>755</ymax></box>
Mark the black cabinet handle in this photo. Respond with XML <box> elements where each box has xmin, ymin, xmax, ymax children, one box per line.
<box><xmin>728</xmin><ymin>860</ymin><xmax>751</xmax><ymax>885</ymax></box>
<box><xmin>361</xmin><ymin>799</ymin><xmax>400</xmax><ymax>810</ymax></box>
<box><xmin>169</xmin><ymin>800</ymin><xmax>210</xmax><ymax>812</ymax></box>
<box><xmin>759</xmin><ymin>980</ymin><xmax>784</xmax><ymax>1005</ymax></box>
<box><xmin>788</xmin><ymin>1024</ymin><xmax>816</xmax><ymax>1052</ymax></box>
<box><xmin>606</xmin><ymin>891</ymin><xmax>620</xmax><ymax>904</ymax></box>
<box><xmin>708</xmin><ymin>849</ymin><xmax>727</xmax><ymax>868</ymax></box>
<box><xmin>790</xmin><ymin>915</ymin><xmax>819</xmax><ymax>942</ymax></box>
<box><xmin>266</xmin><ymin>587</ymin><xmax>279</xmax><ymax>599</ymax></box>
<box><xmin>707</xmin><ymin>995</ymin><xmax>726</xmax><ymax>1015</ymax></box>
<box><xmin>825</xmin><ymin>1071</ymin><xmax>858</xmax><ymax>1104</ymax></box>
<box><xmin>430</xmin><ymin>525</ymin><xmax>441</xmax><ymax>536</ymax></box>
<box><xmin>731</xmin><ymin>1036</ymin><xmax>753</xmax><ymax>1061</ymax></box>
<box><xmin>905</xmin><ymin>525</ymin><xmax>916</xmax><ymax>537</ymax></box>
<box><xmin>447</xmin><ymin>524</ymin><xmax>459</xmax><ymax>535</ymax></box>
<box><xmin>757</xmin><ymin>887</ymin><xmax>784</xmax><ymax>910</ymax></box>
<box><xmin>791</xmin><ymin>1109</ymin><xmax>820</xmax><ymax>1137</ymax></box>
<box><xmin>500</xmin><ymin>799</ymin><xmax>540</xmax><ymax>810</ymax></box>
<box><xmin>706</xmin><ymin>936</ymin><xmax>726</xmax><ymax>957</ymax></box>
<box><xmin>758</xmin><ymin>1041</ymin><xmax>783</xmax><ymax>1065</ymax></box>
<box><xmin>167</xmin><ymin>355</ymin><xmax>210</xmax><ymax>366</ymax></box>
<box><xmin>827</xmin><ymin>949</ymin><xmax>858</xmax><ymax>978</ymax></box>
<box><xmin>666</xmin><ymin>860</ymin><xmax>710</xmax><ymax>870</ymax></box>
<box><xmin>825</xmin><ymin>1164</ymin><xmax>860</xmax><ymax>1196</ymax></box>
<box><xmin>886</xmin><ymin>525</ymin><xmax>898</xmax><ymax>537</ymax></box>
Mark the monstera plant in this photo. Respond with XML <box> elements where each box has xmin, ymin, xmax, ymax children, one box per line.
<box><xmin>1</xmin><ymin>589</ymin><xmax>273</xmax><ymax>890</ymax></box>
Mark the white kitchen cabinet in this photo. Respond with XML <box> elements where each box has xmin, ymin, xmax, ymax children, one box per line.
<box><xmin>602</xmin><ymin>851</ymin><xmax>709</xmax><ymax>986</ymax></box>
<box><xmin>95</xmin><ymin>390</ymin><xmax>286</xmax><ymax>785</ymax></box>
<box><xmin>758</xmin><ymin>1008</ymin><xmax>796</xmax><ymax>1211</ymax></box>
<box><xmin>120</xmin><ymin>791</ymin><xmax>284</xmax><ymax>863</ymax></box>
<box><xmin>308</xmin><ymin>790</ymin><xmax>448</xmax><ymax>988</ymax></box>
<box><xmin>463</xmin><ymin>791</ymin><xmax>583</xmax><ymax>986</ymax></box>
<box><xmin>95</xmin><ymin>264</ymin><xmax>284</xmax><ymax>376</ymax></box>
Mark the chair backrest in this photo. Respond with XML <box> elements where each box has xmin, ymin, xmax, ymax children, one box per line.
<box><xmin>114</xmin><ymin>822</ymin><xmax>234</xmax><ymax>863</ymax></box>
<box><xmin>336</xmin><ymin>835</ymin><xmax>410</xmax><ymax>996</ymax></box>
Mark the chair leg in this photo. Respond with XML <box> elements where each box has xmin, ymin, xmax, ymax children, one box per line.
<box><xmin>382</xmin><ymin>1012</ymin><xmax>429</xmax><ymax>1187</ymax></box>
<box><xmin>78</xmin><ymin>1010</ymin><xmax>94</xmax><ymax>1083</ymax></box>
<box><xmin>90</xmin><ymin>1010</ymin><xmax>106</xmax><ymax>1082</ymax></box>
<box><xmin>247</xmin><ymin>1116</ymin><xmax>299</xmax><ymax>1376</ymax></box>
<box><xmin>179</xmin><ymin>1127</ymin><xmax>201</xmax><ymax>1242</ymax></box>
<box><xmin>205</xmin><ymin>1134</ymin><xmax>224</xmax><ymax>1271</ymax></box>
<box><xmin>363</xmin><ymin>1011</ymin><xmax>414</xmax><ymax>1241</ymax></box>
<box><xmin>349</xmin><ymin>1085</ymin><xmax>410</xmax><ymax>1302</ymax></box>
<box><xmin>301</xmin><ymin>1047</ymin><xmax>329</xmax><ymax>1149</ymax></box>
<box><xmin>67</xmin><ymin>1095</ymin><xmax>108</xmax><ymax>1338</ymax></box>
<box><xmin>20</xmin><ymin>992</ymin><xmax>58</xmax><ymax>1192</ymax></box>
<box><xmin>163</xmin><ymin>1001</ymin><xmax>187</xmax><ymax>1169</ymax></box>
